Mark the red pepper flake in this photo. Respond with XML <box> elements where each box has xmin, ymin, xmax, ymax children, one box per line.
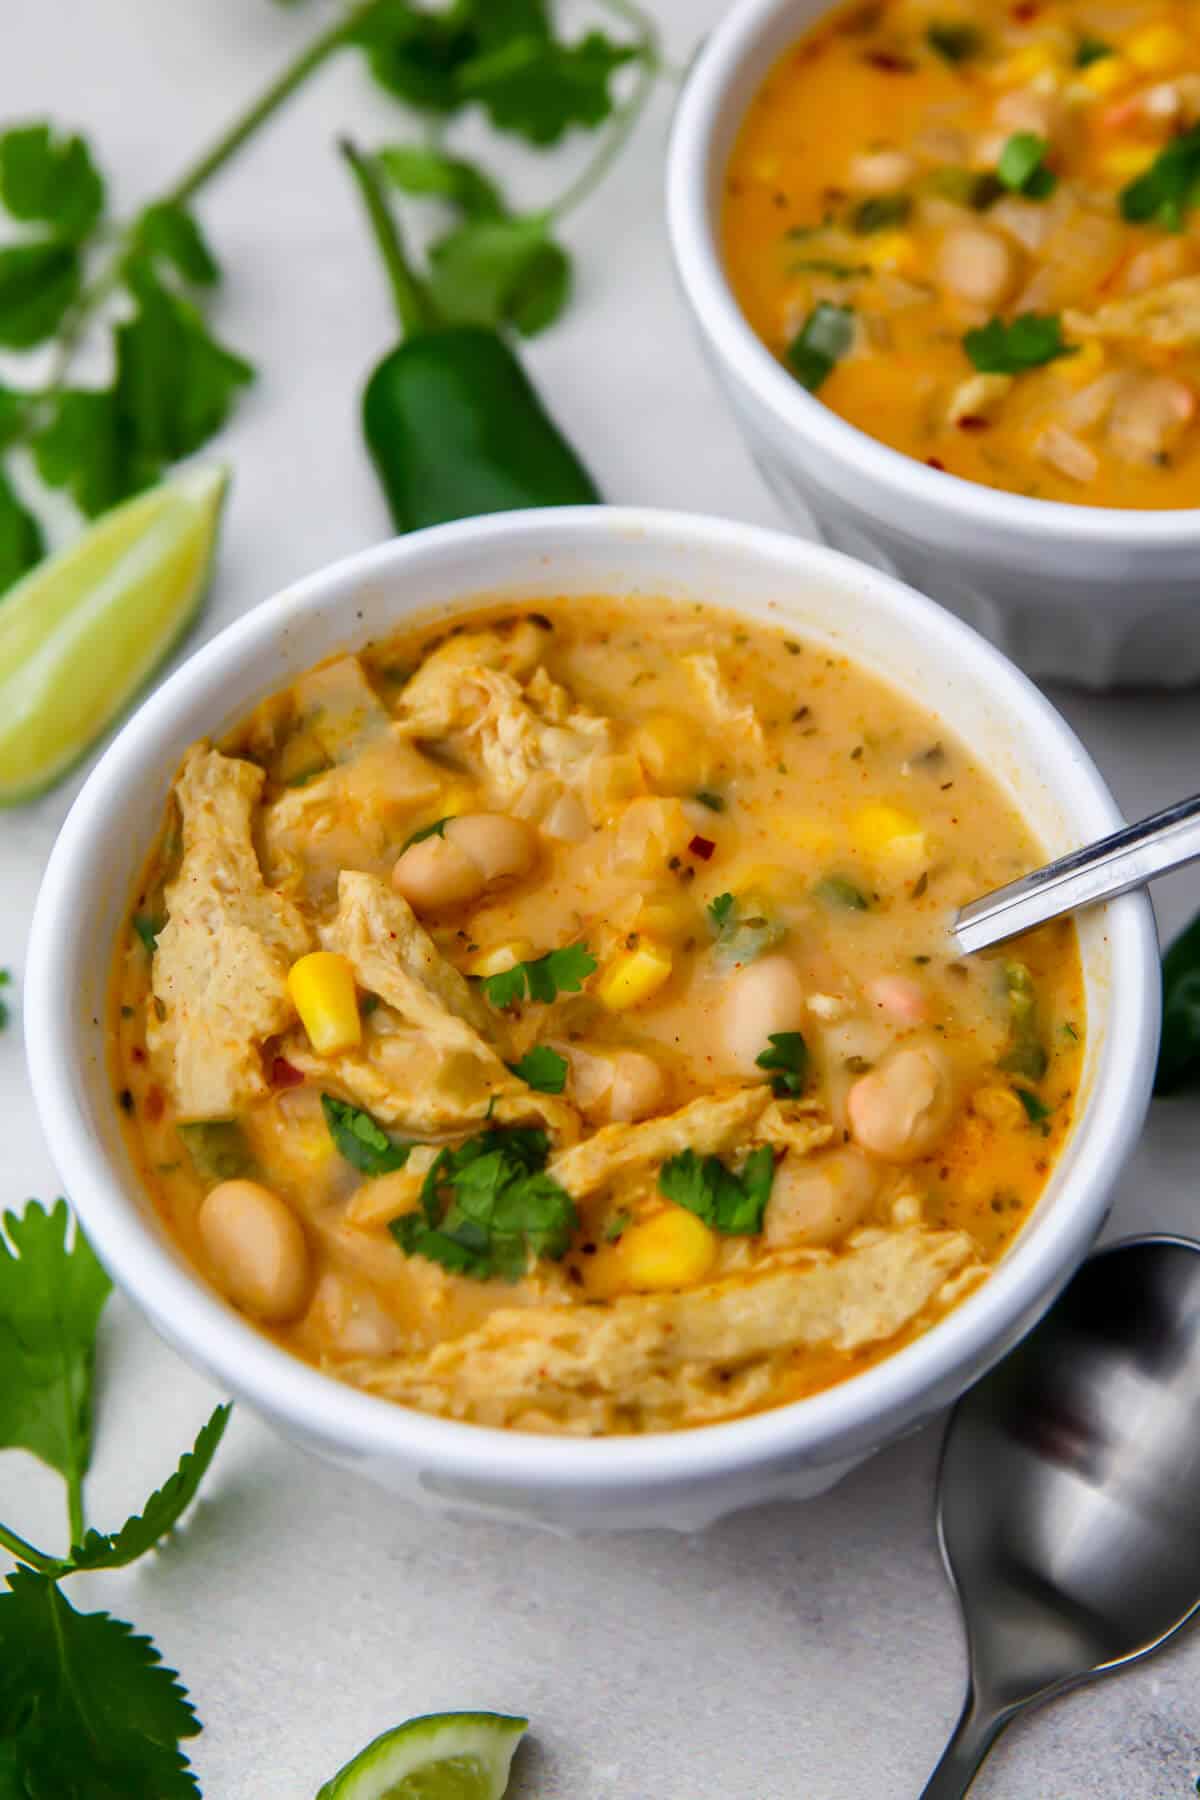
<box><xmin>863</xmin><ymin>48</ymin><xmax>915</xmax><ymax>71</ymax></box>
<box><xmin>271</xmin><ymin>1056</ymin><xmax>305</xmax><ymax>1089</ymax></box>
<box><xmin>1010</xmin><ymin>1</ymin><xmax>1038</xmax><ymax>19</ymax></box>
<box><xmin>688</xmin><ymin>835</ymin><xmax>716</xmax><ymax>861</ymax></box>
<box><xmin>957</xmin><ymin>414</ymin><xmax>990</xmax><ymax>433</ymax></box>
<box><xmin>130</xmin><ymin>1045</ymin><xmax>147</xmax><ymax>1064</ymax></box>
<box><xmin>145</xmin><ymin>1085</ymin><xmax>165</xmax><ymax>1123</ymax></box>
<box><xmin>926</xmin><ymin>457</ymin><xmax>946</xmax><ymax>470</ymax></box>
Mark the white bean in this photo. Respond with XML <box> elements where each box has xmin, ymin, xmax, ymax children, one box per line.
<box><xmin>937</xmin><ymin>226</ymin><xmax>1019</xmax><ymax>307</ymax></box>
<box><xmin>445</xmin><ymin>812</ymin><xmax>538</xmax><ymax>884</ymax></box>
<box><xmin>392</xmin><ymin>832</ymin><xmax>484</xmax><ymax>910</ymax></box>
<box><xmin>198</xmin><ymin>1179</ymin><xmax>310</xmax><ymax>1323</ymax></box>
<box><xmin>848</xmin><ymin>148</ymin><xmax>916</xmax><ymax>192</ymax></box>
<box><xmin>764</xmin><ymin>1148</ymin><xmax>877</xmax><ymax>1249</ymax></box>
<box><xmin>609</xmin><ymin>1050</ymin><xmax>669</xmax><ymax>1123</ymax></box>
<box><xmin>722</xmin><ymin>954</ymin><xmax>808</xmax><ymax>1076</ymax></box>
<box><xmin>846</xmin><ymin>1040</ymin><xmax>955</xmax><ymax>1162</ymax></box>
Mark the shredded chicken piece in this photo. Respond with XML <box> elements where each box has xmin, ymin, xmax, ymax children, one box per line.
<box><xmin>548</xmin><ymin>1087</ymin><xmax>772</xmax><ymax>1201</ymax></box>
<box><xmin>683</xmin><ymin>652</ymin><xmax>764</xmax><ymax>745</ymax></box>
<box><xmin>303</xmin><ymin>872</ymin><xmax>578</xmax><ymax>1139</ymax></box>
<box><xmin>1035</xmin><ymin>423</ymin><xmax>1099</xmax><ymax>484</ymax></box>
<box><xmin>148</xmin><ymin>747</ymin><xmax>312</xmax><ymax>1120</ymax></box>
<box><xmin>754</xmin><ymin>1099</ymin><xmax>836</xmax><ymax>1158</ymax></box>
<box><xmin>1065</xmin><ymin>277</ymin><xmax>1200</xmax><ymax>349</ymax></box>
<box><xmin>339</xmin><ymin>1227</ymin><xmax>979</xmax><ymax>1432</ymax></box>
<box><xmin>394</xmin><ymin>619</ymin><xmax>551</xmax><ymax>735</ymax></box>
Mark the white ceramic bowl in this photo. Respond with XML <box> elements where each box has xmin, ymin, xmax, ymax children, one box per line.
<box><xmin>27</xmin><ymin>508</ymin><xmax>1159</xmax><ymax>1531</ymax></box>
<box><xmin>666</xmin><ymin>0</ymin><xmax>1200</xmax><ymax>690</ymax></box>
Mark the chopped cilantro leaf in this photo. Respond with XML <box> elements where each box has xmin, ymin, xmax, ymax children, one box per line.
<box><xmin>392</xmin><ymin>1126</ymin><xmax>575</xmax><ymax>1280</ymax></box>
<box><xmin>479</xmin><ymin>941</ymin><xmax>596</xmax><ymax>1007</ymax></box>
<box><xmin>851</xmin><ymin>193</ymin><xmax>912</xmax><ymax>234</ymax></box>
<box><xmin>659</xmin><ymin>1145</ymin><xmax>776</xmax><ymax>1236</ymax></box>
<box><xmin>996</xmin><ymin>132</ymin><xmax>1056</xmax><ymax>199</ymax></box>
<box><xmin>755</xmin><ymin>1030</ymin><xmax>809</xmax><ymax>1097</ymax></box>
<box><xmin>1120</xmin><ymin>125</ymin><xmax>1200</xmax><ymax>232</ymax></box>
<box><xmin>695</xmin><ymin>790</ymin><xmax>726</xmax><ymax>812</ymax></box>
<box><xmin>963</xmin><ymin>314</ymin><xmax>1075</xmax><ymax>375</ymax></box>
<box><xmin>509</xmin><ymin>1044</ymin><xmax>568</xmax><ymax>1093</ymax></box>
<box><xmin>132</xmin><ymin>912</ymin><xmax>163</xmax><ymax>954</ymax></box>
<box><xmin>1014</xmin><ymin>1085</ymin><xmax>1052</xmax><ymax>1128</ymax></box>
<box><xmin>786</xmin><ymin>302</ymin><xmax>855</xmax><ymax>392</ymax></box>
<box><xmin>926</xmin><ymin>22</ymin><xmax>983</xmax><ymax>62</ymax></box>
<box><xmin>707</xmin><ymin>892</ymin><xmax>735</xmax><ymax>931</ymax></box>
<box><xmin>603</xmin><ymin>1210</ymin><xmax>631</xmax><ymax>1242</ymax></box>
<box><xmin>322</xmin><ymin>1094</ymin><xmax>412</xmax><ymax>1176</ymax></box>
<box><xmin>400</xmin><ymin>815</ymin><xmax>449</xmax><ymax>852</ymax></box>
<box><xmin>814</xmin><ymin>874</ymin><xmax>871</xmax><ymax>911</ymax></box>
<box><xmin>1074</xmin><ymin>36</ymin><xmax>1112</xmax><ymax>68</ymax></box>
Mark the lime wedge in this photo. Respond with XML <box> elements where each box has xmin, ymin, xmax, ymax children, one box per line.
<box><xmin>0</xmin><ymin>462</ymin><xmax>227</xmax><ymax>803</ymax></box>
<box><xmin>316</xmin><ymin>1711</ymin><xmax>528</xmax><ymax>1800</ymax></box>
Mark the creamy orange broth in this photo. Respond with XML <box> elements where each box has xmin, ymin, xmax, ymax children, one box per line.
<box><xmin>112</xmin><ymin>598</ymin><xmax>1084</xmax><ymax>1435</ymax></box>
<box><xmin>724</xmin><ymin>0</ymin><xmax>1200</xmax><ymax>506</ymax></box>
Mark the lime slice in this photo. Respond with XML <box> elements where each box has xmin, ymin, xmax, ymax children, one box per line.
<box><xmin>316</xmin><ymin>1711</ymin><xmax>528</xmax><ymax>1800</ymax></box>
<box><xmin>0</xmin><ymin>462</ymin><xmax>227</xmax><ymax>803</ymax></box>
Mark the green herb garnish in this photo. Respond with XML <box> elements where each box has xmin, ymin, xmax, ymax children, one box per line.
<box><xmin>998</xmin><ymin>961</ymin><xmax>1049</xmax><ymax>1081</ymax></box>
<box><xmin>996</xmin><ymin>132</ymin><xmax>1056</xmax><ymax>199</ymax></box>
<box><xmin>400</xmin><ymin>815</ymin><xmax>450</xmax><ymax>852</ymax></box>
<box><xmin>132</xmin><ymin>912</ymin><xmax>164</xmax><ymax>954</ymax></box>
<box><xmin>479</xmin><ymin>941</ymin><xmax>596</xmax><ymax>1008</ymax></box>
<box><xmin>786</xmin><ymin>302</ymin><xmax>855</xmax><ymax>393</ymax></box>
<box><xmin>659</xmin><ymin>1145</ymin><xmax>776</xmax><ymax>1236</ymax></box>
<box><xmin>814</xmin><ymin>874</ymin><xmax>871</xmax><ymax>911</ymax></box>
<box><xmin>321</xmin><ymin>1094</ymin><xmax>412</xmax><ymax>1177</ymax></box>
<box><xmin>706</xmin><ymin>892</ymin><xmax>786</xmax><ymax>966</ymax></box>
<box><xmin>0</xmin><ymin>968</ymin><xmax>11</xmax><ymax>1030</ymax></box>
<box><xmin>755</xmin><ymin>1031</ymin><xmax>809</xmax><ymax>1097</ymax></box>
<box><xmin>926</xmin><ymin>22</ymin><xmax>983</xmax><ymax>62</ymax></box>
<box><xmin>603</xmin><ymin>1210</ymin><xmax>631</xmax><ymax>1242</ymax></box>
<box><xmin>391</xmin><ymin>1126</ymin><xmax>576</xmax><ymax>1281</ymax></box>
<box><xmin>1074</xmin><ymin>36</ymin><xmax>1113</xmax><ymax>67</ymax></box>
<box><xmin>508</xmin><ymin>1044</ymin><xmax>568</xmax><ymax>1094</ymax></box>
<box><xmin>963</xmin><ymin>314</ymin><xmax>1075</xmax><ymax>375</ymax></box>
<box><xmin>925</xmin><ymin>166</ymin><xmax>1003</xmax><ymax>211</ymax></box>
<box><xmin>851</xmin><ymin>193</ymin><xmax>912</xmax><ymax>234</ymax></box>
<box><xmin>1014</xmin><ymin>1086</ymin><xmax>1052</xmax><ymax>1129</ymax></box>
<box><xmin>1120</xmin><ymin>125</ymin><xmax>1200</xmax><ymax>232</ymax></box>
<box><xmin>707</xmin><ymin>892</ymin><xmax>735</xmax><ymax>931</ymax></box>
<box><xmin>178</xmin><ymin>1120</ymin><xmax>253</xmax><ymax>1184</ymax></box>
<box><xmin>790</xmin><ymin>258</ymin><xmax>870</xmax><ymax>278</ymax></box>
<box><xmin>695</xmin><ymin>790</ymin><xmax>726</xmax><ymax>812</ymax></box>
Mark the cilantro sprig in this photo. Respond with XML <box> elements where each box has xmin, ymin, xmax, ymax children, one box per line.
<box><xmin>322</xmin><ymin>1093</ymin><xmax>413</xmax><ymax>1176</ymax></box>
<box><xmin>479</xmin><ymin>940</ymin><xmax>597</xmax><ymax>1008</ymax></box>
<box><xmin>509</xmin><ymin>1044</ymin><xmax>569</xmax><ymax>1093</ymax></box>
<box><xmin>1120</xmin><ymin>125</ymin><xmax>1200</xmax><ymax>233</ymax></box>
<box><xmin>0</xmin><ymin>1199</ymin><xmax>231</xmax><ymax>1794</ymax></box>
<box><xmin>706</xmin><ymin>891</ymin><xmax>786</xmax><ymax>967</ymax></box>
<box><xmin>963</xmin><ymin>314</ymin><xmax>1075</xmax><ymax>375</ymax></box>
<box><xmin>659</xmin><ymin>1145</ymin><xmax>776</xmax><ymax>1236</ymax></box>
<box><xmin>755</xmin><ymin>1031</ymin><xmax>809</xmax><ymax>1098</ymax></box>
<box><xmin>996</xmin><ymin>132</ymin><xmax>1056</xmax><ymax>200</ymax></box>
<box><xmin>391</xmin><ymin>1126</ymin><xmax>577</xmax><ymax>1279</ymax></box>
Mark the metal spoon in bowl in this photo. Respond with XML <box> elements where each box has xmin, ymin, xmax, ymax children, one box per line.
<box><xmin>920</xmin><ymin>1236</ymin><xmax>1200</xmax><ymax>1799</ymax></box>
<box><xmin>953</xmin><ymin>792</ymin><xmax>1200</xmax><ymax>955</ymax></box>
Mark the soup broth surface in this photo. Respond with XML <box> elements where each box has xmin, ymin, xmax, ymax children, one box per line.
<box><xmin>113</xmin><ymin>596</ymin><xmax>1084</xmax><ymax>1435</ymax></box>
<box><xmin>724</xmin><ymin>0</ymin><xmax>1200</xmax><ymax>506</ymax></box>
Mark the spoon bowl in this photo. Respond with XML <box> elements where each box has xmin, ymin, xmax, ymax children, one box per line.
<box><xmin>923</xmin><ymin>1235</ymin><xmax>1200</xmax><ymax>1798</ymax></box>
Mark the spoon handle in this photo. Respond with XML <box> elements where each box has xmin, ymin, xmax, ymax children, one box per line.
<box><xmin>953</xmin><ymin>791</ymin><xmax>1200</xmax><ymax>956</ymax></box>
<box><xmin>918</xmin><ymin>1689</ymin><xmax>1010</xmax><ymax>1800</ymax></box>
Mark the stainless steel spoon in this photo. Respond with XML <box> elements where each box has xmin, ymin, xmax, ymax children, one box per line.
<box><xmin>953</xmin><ymin>791</ymin><xmax>1200</xmax><ymax>955</ymax></box>
<box><xmin>921</xmin><ymin>1235</ymin><xmax>1200</xmax><ymax>1799</ymax></box>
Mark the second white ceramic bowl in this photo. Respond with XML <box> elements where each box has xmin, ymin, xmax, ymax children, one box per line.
<box><xmin>666</xmin><ymin>0</ymin><xmax>1200</xmax><ymax>689</ymax></box>
<box><xmin>27</xmin><ymin>508</ymin><xmax>1158</xmax><ymax>1531</ymax></box>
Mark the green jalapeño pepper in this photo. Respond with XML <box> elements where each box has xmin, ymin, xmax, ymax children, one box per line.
<box><xmin>341</xmin><ymin>140</ymin><xmax>600</xmax><ymax>532</ymax></box>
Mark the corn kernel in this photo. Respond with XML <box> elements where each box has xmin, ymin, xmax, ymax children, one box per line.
<box><xmin>636</xmin><ymin>894</ymin><xmax>698</xmax><ymax>942</ymax></box>
<box><xmin>865</xmin><ymin>232</ymin><xmax>917</xmax><ymax>274</ymax></box>
<box><xmin>622</xmin><ymin>1207</ymin><xmax>719</xmax><ymax>1291</ymax></box>
<box><xmin>633</xmin><ymin>713</ymin><xmax>710</xmax><ymax>794</ymax></box>
<box><xmin>467</xmin><ymin>939</ymin><xmax>536</xmax><ymax>978</ymax></box>
<box><xmin>1127</xmin><ymin>22</ymin><xmax>1188</xmax><ymax>72</ymax></box>
<box><xmin>287</xmin><ymin>951</ymin><xmax>362</xmax><ymax>1055</ymax></box>
<box><xmin>1081</xmin><ymin>54</ymin><xmax>1129</xmax><ymax>96</ymax></box>
<box><xmin>852</xmin><ymin>803</ymin><xmax>927</xmax><ymax>864</ymax></box>
<box><xmin>595</xmin><ymin>941</ymin><xmax>673</xmax><ymax>1011</ymax></box>
<box><xmin>1100</xmin><ymin>143</ymin><xmax>1157</xmax><ymax>180</ymax></box>
<box><xmin>991</xmin><ymin>44</ymin><xmax>1057</xmax><ymax>85</ymax></box>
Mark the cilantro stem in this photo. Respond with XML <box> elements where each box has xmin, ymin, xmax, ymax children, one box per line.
<box><xmin>0</xmin><ymin>1519</ymin><xmax>58</xmax><ymax>1573</ymax></box>
<box><xmin>545</xmin><ymin>8</ymin><xmax>661</xmax><ymax>224</ymax></box>
<box><xmin>162</xmin><ymin>3</ymin><xmax>379</xmax><ymax>208</ymax></box>
<box><xmin>339</xmin><ymin>137</ymin><xmax>438</xmax><ymax>338</ymax></box>
<box><xmin>66</xmin><ymin>1469</ymin><xmax>85</xmax><ymax>1550</ymax></box>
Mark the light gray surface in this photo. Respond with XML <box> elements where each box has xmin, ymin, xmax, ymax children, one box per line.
<box><xmin>3</xmin><ymin>4</ymin><xmax>1200</xmax><ymax>1796</ymax></box>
